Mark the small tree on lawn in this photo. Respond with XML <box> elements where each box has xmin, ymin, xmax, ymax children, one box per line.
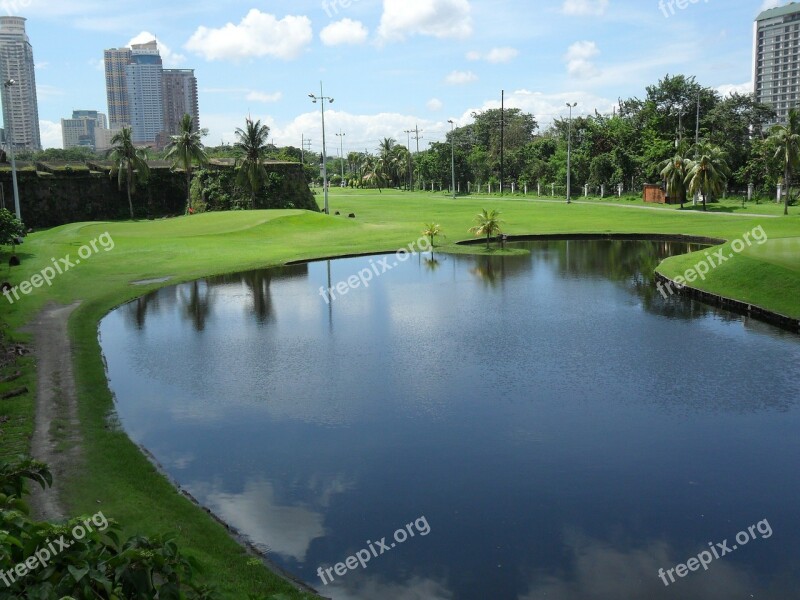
<box><xmin>0</xmin><ymin>208</ymin><xmax>25</xmax><ymax>263</ymax></box>
<box><xmin>469</xmin><ymin>209</ymin><xmax>504</xmax><ymax>249</ymax></box>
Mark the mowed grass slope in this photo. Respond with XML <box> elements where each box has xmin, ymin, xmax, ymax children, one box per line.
<box><xmin>0</xmin><ymin>190</ymin><xmax>798</xmax><ymax>598</ymax></box>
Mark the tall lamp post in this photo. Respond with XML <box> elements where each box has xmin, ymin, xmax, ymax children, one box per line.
<box><xmin>309</xmin><ymin>83</ymin><xmax>334</xmax><ymax>214</ymax></box>
<box><xmin>335</xmin><ymin>130</ymin><xmax>345</xmax><ymax>186</ymax></box>
<box><xmin>4</xmin><ymin>79</ymin><xmax>21</xmax><ymax>221</ymax></box>
<box><xmin>565</xmin><ymin>102</ymin><xmax>577</xmax><ymax>204</ymax></box>
<box><xmin>447</xmin><ymin>119</ymin><xmax>456</xmax><ymax>199</ymax></box>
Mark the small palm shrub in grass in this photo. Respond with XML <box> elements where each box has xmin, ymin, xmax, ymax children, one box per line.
<box><xmin>469</xmin><ymin>209</ymin><xmax>504</xmax><ymax>249</ymax></box>
<box><xmin>422</xmin><ymin>223</ymin><xmax>444</xmax><ymax>248</ymax></box>
<box><xmin>0</xmin><ymin>456</ymin><xmax>217</xmax><ymax>599</ymax></box>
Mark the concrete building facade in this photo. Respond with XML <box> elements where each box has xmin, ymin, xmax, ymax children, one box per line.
<box><xmin>754</xmin><ymin>3</ymin><xmax>800</xmax><ymax>125</ymax></box>
<box><xmin>0</xmin><ymin>16</ymin><xmax>41</xmax><ymax>150</ymax></box>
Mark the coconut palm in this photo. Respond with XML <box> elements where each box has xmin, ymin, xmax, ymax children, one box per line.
<box><xmin>684</xmin><ymin>143</ymin><xmax>730</xmax><ymax>212</ymax></box>
<box><xmin>234</xmin><ymin>118</ymin><xmax>270</xmax><ymax>209</ymax></box>
<box><xmin>108</xmin><ymin>127</ymin><xmax>150</xmax><ymax>220</ymax></box>
<box><xmin>767</xmin><ymin>107</ymin><xmax>800</xmax><ymax>216</ymax></box>
<box><xmin>660</xmin><ymin>153</ymin><xmax>690</xmax><ymax>209</ymax></box>
<box><xmin>469</xmin><ymin>209</ymin><xmax>504</xmax><ymax>249</ymax></box>
<box><xmin>165</xmin><ymin>114</ymin><xmax>208</xmax><ymax>215</ymax></box>
<box><xmin>422</xmin><ymin>222</ymin><xmax>444</xmax><ymax>248</ymax></box>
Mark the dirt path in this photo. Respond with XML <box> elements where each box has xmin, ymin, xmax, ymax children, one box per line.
<box><xmin>24</xmin><ymin>302</ymin><xmax>82</xmax><ymax>521</ymax></box>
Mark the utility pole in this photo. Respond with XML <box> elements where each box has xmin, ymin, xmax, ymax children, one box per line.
<box><xmin>695</xmin><ymin>92</ymin><xmax>700</xmax><ymax>146</ymax></box>
<box><xmin>301</xmin><ymin>134</ymin><xmax>305</xmax><ymax>164</ymax></box>
<box><xmin>309</xmin><ymin>82</ymin><xmax>334</xmax><ymax>214</ymax></box>
<box><xmin>448</xmin><ymin>120</ymin><xmax>456</xmax><ymax>199</ymax></box>
<box><xmin>566</xmin><ymin>102</ymin><xmax>577</xmax><ymax>204</ymax></box>
<box><xmin>500</xmin><ymin>90</ymin><xmax>505</xmax><ymax>196</ymax></box>
<box><xmin>412</xmin><ymin>125</ymin><xmax>424</xmax><ymax>190</ymax></box>
<box><xmin>404</xmin><ymin>129</ymin><xmax>414</xmax><ymax>190</ymax></box>
<box><xmin>336</xmin><ymin>130</ymin><xmax>346</xmax><ymax>184</ymax></box>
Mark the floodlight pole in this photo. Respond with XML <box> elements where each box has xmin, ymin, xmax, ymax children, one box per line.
<box><xmin>448</xmin><ymin>120</ymin><xmax>456</xmax><ymax>199</ymax></box>
<box><xmin>336</xmin><ymin>130</ymin><xmax>346</xmax><ymax>184</ymax></box>
<box><xmin>4</xmin><ymin>79</ymin><xmax>21</xmax><ymax>221</ymax></box>
<box><xmin>566</xmin><ymin>102</ymin><xmax>577</xmax><ymax>204</ymax></box>
<box><xmin>309</xmin><ymin>82</ymin><xmax>334</xmax><ymax>214</ymax></box>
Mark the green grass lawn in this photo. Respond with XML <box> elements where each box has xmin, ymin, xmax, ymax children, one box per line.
<box><xmin>1</xmin><ymin>190</ymin><xmax>799</xmax><ymax>598</ymax></box>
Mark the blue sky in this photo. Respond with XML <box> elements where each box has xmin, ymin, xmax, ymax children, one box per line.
<box><xmin>8</xmin><ymin>0</ymin><xmax>785</xmax><ymax>151</ymax></box>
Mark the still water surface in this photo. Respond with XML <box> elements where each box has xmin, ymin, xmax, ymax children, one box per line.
<box><xmin>100</xmin><ymin>241</ymin><xmax>800</xmax><ymax>600</ymax></box>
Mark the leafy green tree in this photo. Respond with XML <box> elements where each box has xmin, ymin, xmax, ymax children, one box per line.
<box><xmin>767</xmin><ymin>107</ymin><xmax>800</xmax><ymax>215</ymax></box>
<box><xmin>469</xmin><ymin>209</ymin><xmax>504</xmax><ymax>249</ymax></box>
<box><xmin>0</xmin><ymin>208</ymin><xmax>25</xmax><ymax>254</ymax></box>
<box><xmin>234</xmin><ymin>118</ymin><xmax>271</xmax><ymax>209</ymax></box>
<box><xmin>685</xmin><ymin>143</ymin><xmax>730</xmax><ymax>211</ymax></box>
<box><xmin>165</xmin><ymin>114</ymin><xmax>209</xmax><ymax>215</ymax></box>
<box><xmin>108</xmin><ymin>127</ymin><xmax>150</xmax><ymax>220</ymax></box>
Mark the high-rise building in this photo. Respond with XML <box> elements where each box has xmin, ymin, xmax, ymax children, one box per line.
<box><xmin>126</xmin><ymin>41</ymin><xmax>164</xmax><ymax>145</ymax></box>
<box><xmin>104</xmin><ymin>39</ymin><xmax>201</xmax><ymax>148</ymax></box>
<box><xmin>754</xmin><ymin>3</ymin><xmax>800</xmax><ymax>125</ymax></box>
<box><xmin>162</xmin><ymin>69</ymin><xmax>199</xmax><ymax>135</ymax></box>
<box><xmin>104</xmin><ymin>47</ymin><xmax>132</xmax><ymax>127</ymax></box>
<box><xmin>0</xmin><ymin>16</ymin><xmax>41</xmax><ymax>150</ymax></box>
<box><xmin>61</xmin><ymin>110</ymin><xmax>107</xmax><ymax>150</ymax></box>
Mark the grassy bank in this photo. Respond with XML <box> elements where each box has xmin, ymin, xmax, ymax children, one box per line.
<box><xmin>1</xmin><ymin>190</ymin><xmax>798</xmax><ymax>597</ymax></box>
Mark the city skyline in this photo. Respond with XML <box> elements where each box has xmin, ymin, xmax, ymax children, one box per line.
<box><xmin>0</xmin><ymin>16</ymin><xmax>41</xmax><ymax>150</ymax></box>
<box><xmin>1</xmin><ymin>0</ymin><xmax>788</xmax><ymax>151</ymax></box>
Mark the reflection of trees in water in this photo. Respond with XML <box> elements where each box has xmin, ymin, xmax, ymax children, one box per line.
<box><xmin>180</xmin><ymin>280</ymin><xmax>213</xmax><ymax>331</ymax></box>
<box><xmin>423</xmin><ymin>255</ymin><xmax>442</xmax><ymax>273</ymax></box>
<box><xmin>124</xmin><ymin>264</ymin><xmax>309</xmax><ymax>330</ymax></box>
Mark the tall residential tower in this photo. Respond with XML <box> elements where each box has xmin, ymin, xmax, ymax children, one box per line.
<box><xmin>754</xmin><ymin>3</ymin><xmax>800</xmax><ymax>125</ymax></box>
<box><xmin>0</xmin><ymin>16</ymin><xmax>41</xmax><ymax>151</ymax></box>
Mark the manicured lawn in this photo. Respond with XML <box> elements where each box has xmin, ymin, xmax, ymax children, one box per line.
<box><xmin>1</xmin><ymin>190</ymin><xmax>798</xmax><ymax>598</ymax></box>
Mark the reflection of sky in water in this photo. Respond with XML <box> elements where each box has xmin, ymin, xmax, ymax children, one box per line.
<box><xmin>99</xmin><ymin>242</ymin><xmax>800</xmax><ymax>600</ymax></box>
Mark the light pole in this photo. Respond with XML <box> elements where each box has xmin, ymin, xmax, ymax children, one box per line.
<box><xmin>335</xmin><ymin>130</ymin><xmax>345</xmax><ymax>186</ymax></box>
<box><xmin>309</xmin><ymin>83</ymin><xmax>334</xmax><ymax>214</ymax></box>
<box><xmin>565</xmin><ymin>102</ymin><xmax>577</xmax><ymax>204</ymax></box>
<box><xmin>4</xmin><ymin>79</ymin><xmax>21</xmax><ymax>221</ymax></box>
<box><xmin>404</xmin><ymin>129</ymin><xmax>414</xmax><ymax>190</ymax></box>
<box><xmin>448</xmin><ymin>120</ymin><xmax>456</xmax><ymax>199</ymax></box>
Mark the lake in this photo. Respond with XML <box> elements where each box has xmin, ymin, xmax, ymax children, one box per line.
<box><xmin>99</xmin><ymin>240</ymin><xmax>800</xmax><ymax>600</ymax></box>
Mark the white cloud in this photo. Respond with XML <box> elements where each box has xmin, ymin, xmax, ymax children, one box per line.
<box><xmin>128</xmin><ymin>32</ymin><xmax>186</xmax><ymax>67</ymax></box>
<box><xmin>564</xmin><ymin>40</ymin><xmax>600</xmax><ymax>79</ymax></box>
<box><xmin>427</xmin><ymin>98</ymin><xmax>443</xmax><ymax>112</ymax></box>
<box><xmin>40</xmin><ymin>120</ymin><xmax>63</xmax><ymax>150</ymax></box>
<box><xmin>185</xmin><ymin>9</ymin><xmax>312</xmax><ymax>61</ymax></box>
<box><xmin>562</xmin><ymin>0</ymin><xmax>609</xmax><ymax>16</ymax></box>
<box><xmin>717</xmin><ymin>81</ymin><xmax>753</xmax><ymax>97</ymax></box>
<box><xmin>445</xmin><ymin>70</ymin><xmax>478</xmax><ymax>85</ymax></box>
<box><xmin>466</xmin><ymin>47</ymin><xmax>519</xmax><ymax>63</ymax></box>
<box><xmin>320</xmin><ymin>19</ymin><xmax>369</xmax><ymax>46</ymax></box>
<box><xmin>761</xmin><ymin>0</ymin><xmax>781</xmax><ymax>10</ymax></box>
<box><xmin>378</xmin><ymin>0</ymin><xmax>472</xmax><ymax>42</ymax></box>
<box><xmin>246</xmin><ymin>91</ymin><xmax>283</xmax><ymax>103</ymax></box>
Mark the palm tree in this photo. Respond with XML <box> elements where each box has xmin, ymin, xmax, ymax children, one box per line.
<box><xmin>165</xmin><ymin>114</ymin><xmax>208</xmax><ymax>215</ymax></box>
<box><xmin>377</xmin><ymin>138</ymin><xmax>397</xmax><ymax>185</ymax></box>
<box><xmin>660</xmin><ymin>153</ymin><xmax>690</xmax><ymax>209</ymax></box>
<box><xmin>685</xmin><ymin>143</ymin><xmax>730</xmax><ymax>212</ymax></box>
<box><xmin>767</xmin><ymin>107</ymin><xmax>800</xmax><ymax>216</ymax></box>
<box><xmin>108</xmin><ymin>127</ymin><xmax>150</xmax><ymax>220</ymax></box>
<box><xmin>469</xmin><ymin>209</ymin><xmax>504</xmax><ymax>249</ymax></box>
<box><xmin>234</xmin><ymin>118</ymin><xmax>270</xmax><ymax>209</ymax></box>
<box><xmin>422</xmin><ymin>223</ymin><xmax>444</xmax><ymax>248</ymax></box>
